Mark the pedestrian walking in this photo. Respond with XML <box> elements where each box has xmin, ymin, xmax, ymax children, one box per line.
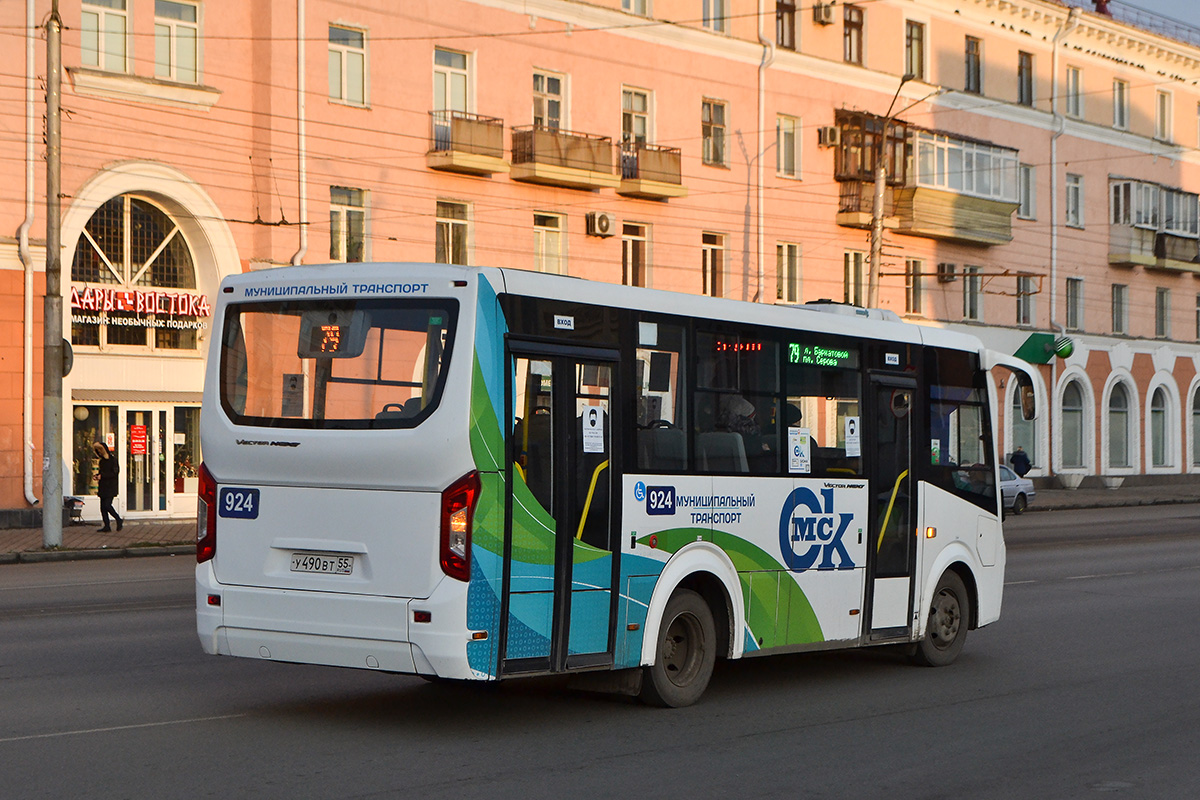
<box><xmin>1009</xmin><ymin>445</ymin><xmax>1032</xmax><ymax>477</ymax></box>
<box><xmin>94</xmin><ymin>442</ymin><xmax>123</xmax><ymax>532</ymax></box>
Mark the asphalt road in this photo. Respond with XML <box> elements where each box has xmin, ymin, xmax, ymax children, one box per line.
<box><xmin>2</xmin><ymin>507</ymin><xmax>1199</xmax><ymax>799</ymax></box>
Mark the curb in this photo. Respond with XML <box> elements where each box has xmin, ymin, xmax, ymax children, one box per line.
<box><xmin>1027</xmin><ymin>496</ymin><xmax>1200</xmax><ymax>512</ymax></box>
<box><xmin>3</xmin><ymin>544</ymin><xmax>194</xmax><ymax>564</ymax></box>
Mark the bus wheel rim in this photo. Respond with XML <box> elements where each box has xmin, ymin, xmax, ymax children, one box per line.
<box><xmin>929</xmin><ymin>589</ymin><xmax>961</xmax><ymax>650</ymax></box>
<box><xmin>662</xmin><ymin>612</ymin><xmax>703</xmax><ymax>687</ymax></box>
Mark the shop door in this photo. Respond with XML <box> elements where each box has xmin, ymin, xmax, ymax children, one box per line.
<box><xmin>867</xmin><ymin>379</ymin><xmax>916</xmax><ymax>638</ymax></box>
<box><xmin>125</xmin><ymin>410</ymin><xmax>167</xmax><ymax>513</ymax></box>
<box><xmin>502</xmin><ymin>344</ymin><xmax>620</xmax><ymax>674</ymax></box>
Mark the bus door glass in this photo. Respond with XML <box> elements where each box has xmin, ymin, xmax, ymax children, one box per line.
<box><xmin>504</xmin><ymin>348</ymin><xmax>618</xmax><ymax>673</ymax></box>
<box><xmin>868</xmin><ymin>378</ymin><xmax>916</xmax><ymax>635</ymax></box>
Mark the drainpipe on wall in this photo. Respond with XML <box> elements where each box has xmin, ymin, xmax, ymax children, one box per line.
<box><xmin>756</xmin><ymin>0</ymin><xmax>775</xmax><ymax>302</ymax></box>
<box><xmin>18</xmin><ymin>0</ymin><xmax>38</xmax><ymax>507</ymax></box>
<box><xmin>290</xmin><ymin>0</ymin><xmax>309</xmax><ymax>266</ymax></box>
<box><xmin>1049</xmin><ymin>8</ymin><xmax>1079</xmax><ymax>477</ymax></box>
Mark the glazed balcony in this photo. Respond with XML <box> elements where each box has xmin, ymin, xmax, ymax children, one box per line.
<box><xmin>893</xmin><ymin>186</ymin><xmax>1017</xmax><ymax>246</ymax></box>
<box><xmin>617</xmin><ymin>143</ymin><xmax>687</xmax><ymax>199</ymax></box>
<box><xmin>510</xmin><ymin>125</ymin><xmax>619</xmax><ymax>190</ymax></box>
<box><xmin>426</xmin><ymin>111</ymin><xmax>509</xmax><ymax>176</ymax></box>
<box><xmin>835</xmin><ymin>181</ymin><xmax>897</xmax><ymax>229</ymax></box>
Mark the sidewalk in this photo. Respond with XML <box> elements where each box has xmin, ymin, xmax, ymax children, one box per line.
<box><xmin>0</xmin><ymin>517</ymin><xmax>196</xmax><ymax>564</ymax></box>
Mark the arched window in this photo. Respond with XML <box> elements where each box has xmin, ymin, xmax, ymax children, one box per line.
<box><xmin>1151</xmin><ymin>387</ymin><xmax>1169</xmax><ymax>467</ymax></box>
<box><xmin>70</xmin><ymin>194</ymin><xmax>201</xmax><ymax>350</ymax></box>
<box><xmin>1108</xmin><ymin>384</ymin><xmax>1130</xmax><ymax>468</ymax></box>
<box><xmin>1062</xmin><ymin>381</ymin><xmax>1084</xmax><ymax>468</ymax></box>
<box><xmin>1192</xmin><ymin>390</ymin><xmax>1200</xmax><ymax>467</ymax></box>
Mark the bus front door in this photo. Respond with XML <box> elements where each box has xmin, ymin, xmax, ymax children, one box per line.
<box><xmin>867</xmin><ymin>379</ymin><xmax>916</xmax><ymax>639</ymax></box>
<box><xmin>502</xmin><ymin>348</ymin><xmax>619</xmax><ymax>674</ymax></box>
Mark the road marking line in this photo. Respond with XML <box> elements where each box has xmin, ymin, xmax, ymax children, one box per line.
<box><xmin>0</xmin><ymin>714</ymin><xmax>246</xmax><ymax>744</ymax></box>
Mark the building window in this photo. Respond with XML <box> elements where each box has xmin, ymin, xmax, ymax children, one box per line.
<box><xmin>329</xmin><ymin>187</ymin><xmax>365</xmax><ymax>263</ymax></box>
<box><xmin>835</xmin><ymin>110</ymin><xmax>909</xmax><ymax>185</ymax></box>
<box><xmin>905</xmin><ymin>258</ymin><xmax>923</xmax><ymax>315</ymax></box>
<box><xmin>777</xmin><ymin>243</ymin><xmax>800</xmax><ymax>303</ymax></box>
<box><xmin>703</xmin><ymin>0</ymin><xmax>727</xmax><ymax>33</ymax></box>
<box><xmin>1017</xmin><ymin>51</ymin><xmax>1033</xmax><ymax>107</ymax></box>
<box><xmin>913</xmin><ymin>131</ymin><xmax>1018</xmax><ymax>202</ymax></box>
<box><xmin>533</xmin><ymin>71</ymin><xmax>564</xmax><ymax>130</ymax></box>
<box><xmin>1151</xmin><ymin>388</ymin><xmax>1170</xmax><ymax>467</ymax></box>
<box><xmin>623</xmin><ymin>0</ymin><xmax>649</xmax><ymax>14</ymax></box>
<box><xmin>1061</xmin><ymin>381</ymin><xmax>1085</xmax><ymax>469</ymax></box>
<box><xmin>622</xmin><ymin>88</ymin><xmax>650</xmax><ymax>145</ymax></box>
<box><xmin>1110</xmin><ymin>180</ymin><xmax>1198</xmax><ymax>237</ymax></box>
<box><xmin>776</xmin><ymin>115</ymin><xmax>800</xmax><ymax>178</ymax></box>
<box><xmin>70</xmin><ymin>194</ymin><xmax>202</xmax><ymax>351</ymax></box>
<box><xmin>702</xmin><ymin>100</ymin><xmax>727</xmax><ymax>166</ymax></box>
<box><xmin>963</xmin><ymin>265</ymin><xmax>981</xmax><ymax>321</ymax></box>
<box><xmin>1156</xmin><ymin>287</ymin><xmax>1171</xmax><ymax>338</ymax></box>
<box><xmin>1113</xmin><ymin>79</ymin><xmax>1130</xmax><ymax>129</ymax></box>
<box><xmin>1018</xmin><ymin>164</ymin><xmax>1036</xmax><ymax>220</ymax></box>
<box><xmin>328</xmin><ymin>25</ymin><xmax>366</xmax><ymax>105</ymax></box>
<box><xmin>964</xmin><ymin>36</ymin><xmax>982</xmax><ymax>94</ymax></box>
<box><xmin>533</xmin><ymin>213</ymin><xmax>564</xmax><ymax>274</ymax></box>
<box><xmin>777</xmin><ymin>0</ymin><xmax>796</xmax><ymax>50</ymax></box>
<box><xmin>1066</xmin><ymin>67</ymin><xmax>1083</xmax><ymax>118</ymax></box>
<box><xmin>905</xmin><ymin>21</ymin><xmax>925</xmax><ymax>81</ymax></box>
<box><xmin>843</xmin><ymin>5</ymin><xmax>863</xmax><ymax>65</ymax></box>
<box><xmin>1112</xmin><ymin>284</ymin><xmax>1128</xmax><ymax>334</ymax></box>
<box><xmin>623</xmin><ymin>224</ymin><xmax>648</xmax><ymax>287</ymax></box>
<box><xmin>1012</xmin><ymin>391</ymin><xmax>1038</xmax><ymax>471</ymax></box>
<box><xmin>844</xmin><ymin>251</ymin><xmax>864</xmax><ymax>306</ymax></box>
<box><xmin>81</xmin><ymin>0</ymin><xmax>129</xmax><ymax>73</ymax></box>
<box><xmin>1017</xmin><ymin>274</ymin><xmax>1035</xmax><ymax>326</ymax></box>
<box><xmin>1156</xmin><ymin>90</ymin><xmax>1172</xmax><ymax>141</ymax></box>
<box><xmin>434</xmin><ymin>48</ymin><xmax>468</xmax><ymax>113</ymax></box>
<box><xmin>1066</xmin><ymin>173</ymin><xmax>1084</xmax><ymax>228</ymax></box>
<box><xmin>1109</xmin><ymin>384</ymin><xmax>1130</xmax><ymax>469</ymax></box>
<box><xmin>1196</xmin><ymin>293</ymin><xmax>1200</xmax><ymax>340</ymax></box>
<box><xmin>154</xmin><ymin>1</ymin><xmax>198</xmax><ymax>83</ymax></box>
<box><xmin>1066</xmin><ymin>277</ymin><xmax>1083</xmax><ymax>331</ymax></box>
<box><xmin>1192</xmin><ymin>391</ymin><xmax>1200</xmax><ymax>467</ymax></box>
<box><xmin>702</xmin><ymin>233</ymin><xmax>725</xmax><ymax>297</ymax></box>
<box><xmin>435</xmin><ymin>201</ymin><xmax>469</xmax><ymax>266</ymax></box>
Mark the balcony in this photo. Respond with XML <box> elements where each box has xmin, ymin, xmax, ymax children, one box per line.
<box><xmin>617</xmin><ymin>143</ymin><xmax>687</xmax><ymax>199</ymax></box>
<box><xmin>426</xmin><ymin>111</ymin><xmax>509</xmax><ymax>176</ymax></box>
<box><xmin>510</xmin><ymin>125</ymin><xmax>619</xmax><ymax>190</ymax></box>
<box><xmin>1154</xmin><ymin>231</ymin><xmax>1200</xmax><ymax>272</ymax></box>
<box><xmin>1109</xmin><ymin>224</ymin><xmax>1158</xmax><ymax>267</ymax></box>
<box><xmin>835</xmin><ymin>181</ymin><xmax>897</xmax><ymax>229</ymax></box>
<box><xmin>893</xmin><ymin>186</ymin><xmax>1017</xmax><ymax>246</ymax></box>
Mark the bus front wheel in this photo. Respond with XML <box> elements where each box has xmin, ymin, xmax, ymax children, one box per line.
<box><xmin>640</xmin><ymin>589</ymin><xmax>716</xmax><ymax>708</ymax></box>
<box><xmin>910</xmin><ymin>571</ymin><xmax>970</xmax><ymax>667</ymax></box>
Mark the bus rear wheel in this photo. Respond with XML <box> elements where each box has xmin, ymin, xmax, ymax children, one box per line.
<box><xmin>910</xmin><ymin>571</ymin><xmax>970</xmax><ymax>667</ymax></box>
<box><xmin>640</xmin><ymin>589</ymin><xmax>716</xmax><ymax>708</ymax></box>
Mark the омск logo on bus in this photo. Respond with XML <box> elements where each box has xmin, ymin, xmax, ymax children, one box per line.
<box><xmin>778</xmin><ymin>487</ymin><xmax>855</xmax><ymax>572</ymax></box>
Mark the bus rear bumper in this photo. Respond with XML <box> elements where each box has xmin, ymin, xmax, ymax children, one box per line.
<box><xmin>195</xmin><ymin>564</ymin><xmax>480</xmax><ymax>679</ymax></box>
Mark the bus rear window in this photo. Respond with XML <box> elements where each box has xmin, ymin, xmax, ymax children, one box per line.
<box><xmin>220</xmin><ymin>299</ymin><xmax>458</xmax><ymax>429</ymax></box>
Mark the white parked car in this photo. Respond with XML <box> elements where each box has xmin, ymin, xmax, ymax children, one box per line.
<box><xmin>999</xmin><ymin>465</ymin><xmax>1036</xmax><ymax>514</ymax></box>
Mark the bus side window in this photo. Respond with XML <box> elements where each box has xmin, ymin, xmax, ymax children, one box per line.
<box><xmin>694</xmin><ymin>331</ymin><xmax>779</xmax><ymax>475</ymax></box>
<box><xmin>635</xmin><ymin>322</ymin><xmax>688</xmax><ymax>472</ymax></box>
<box><xmin>784</xmin><ymin>348</ymin><xmax>862</xmax><ymax>477</ymax></box>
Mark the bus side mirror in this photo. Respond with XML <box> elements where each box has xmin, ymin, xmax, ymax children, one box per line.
<box><xmin>1017</xmin><ymin>375</ymin><xmax>1036</xmax><ymax>421</ymax></box>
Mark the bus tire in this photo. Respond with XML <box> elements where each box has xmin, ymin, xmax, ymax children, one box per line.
<box><xmin>640</xmin><ymin>589</ymin><xmax>716</xmax><ymax>708</ymax></box>
<box><xmin>910</xmin><ymin>570</ymin><xmax>970</xmax><ymax>667</ymax></box>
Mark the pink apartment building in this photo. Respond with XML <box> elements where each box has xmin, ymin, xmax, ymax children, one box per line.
<box><xmin>2</xmin><ymin>0</ymin><xmax>1199</xmax><ymax>522</ymax></box>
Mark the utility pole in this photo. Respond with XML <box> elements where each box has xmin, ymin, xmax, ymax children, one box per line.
<box><xmin>867</xmin><ymin>73</ymin><xmax>913</xmax><ymax>310</ymax></box>
<box><xmin>43</xmin><ymin>2</ymin><xmax>63</xmax><ymax>548</ymax></box>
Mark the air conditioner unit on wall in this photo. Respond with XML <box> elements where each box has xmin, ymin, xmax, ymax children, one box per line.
<box><xmin>586</xmin><ymin>211</ymin><xmax>615</xmax><ymax>237</ymax></box>
<box><xmin>813</xmin><ymin>2</ymin><xmax>835</xmax><ymax>26</ymax></box>
<box><xmin>817</xmin><ymin>126</ymin><xmax>840</xmax><ymax>148</ymax></box>
<box><xmin>937</xmin><ymin>262</ymin><xmax>957</xmax><ymax>283</ymax></box>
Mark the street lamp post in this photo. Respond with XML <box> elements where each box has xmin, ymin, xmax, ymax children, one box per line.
<box><xmin>867</xmin><ymin>73</ymin><xmax>914</xmax><ymax>310</ymax></box>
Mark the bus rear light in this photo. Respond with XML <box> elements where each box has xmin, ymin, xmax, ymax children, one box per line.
<box><xmin>197</xmin><ymin>462</ymin><xmax>217</xmax><ymax>564</ymax></box>
<box><xmin>440</xmin><ymin>470</ymin><xmax>480</xmax><ymax>582</ymax></box>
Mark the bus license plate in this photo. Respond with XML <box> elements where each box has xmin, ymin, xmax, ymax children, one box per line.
<box><xmin>290</xmin><ymin>553</ymin><xmax>354</xmax><ymax>575</ymax></box>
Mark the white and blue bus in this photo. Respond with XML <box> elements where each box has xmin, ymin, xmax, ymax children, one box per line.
<box><xmin>196</xmin><ymin>263</ymin><xmax>1036</xmax><ymax>706</ymax></box>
